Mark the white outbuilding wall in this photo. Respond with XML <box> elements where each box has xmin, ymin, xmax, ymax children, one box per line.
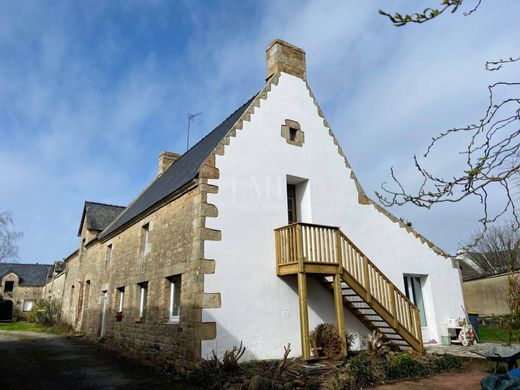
<box><xmin>202</xmin><ymin>72</ymin><xmax>465</xmax><ymax>360</ymax></box>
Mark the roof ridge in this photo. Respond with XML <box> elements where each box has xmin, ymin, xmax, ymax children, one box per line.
<box><xmin>0</xmin><ymin>262</ymin><xmax>51</xmax><ymax>266</ymax></box>
<box><xmin>98</xmin><ymin>93</ymin><xmax>258</xmax><ymax>240</ymax></box>
<box><xmin>85</xmin><ymin>201</ymin><xmax>126</xmax><ymax>209</ymax></box>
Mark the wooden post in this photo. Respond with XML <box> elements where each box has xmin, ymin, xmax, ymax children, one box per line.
<box><xmin>389</xmin><ymin>285</ymin><xmax>398</xmax><ymax>328</ymax></box>
<box><xmin>413</xmin><ymin>307</ymin><xmax>423</xmax><ymax>352</ymax></box>
<box><xmin>333</xmin><ymin>273</ymin><xmax>347</xmax><ymax>356</ymax></box>
<box><xmin>298</xmin><ymin>271</ymin><xmax>311</xmax><ymax>360</ymax></box>
<box><xmin>295</xmin><ymin>224</ymin><xmax>311</xmax><ymax>359</ymax></box>
<box><xmin>363</xmin><ymin>258</ymin><xmax>371</xmax><ymax>304</ymax></box>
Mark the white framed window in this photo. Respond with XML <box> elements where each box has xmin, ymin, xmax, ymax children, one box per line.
<box><xmin>23</xmin><ymin>300</ymin><xmax>33</xmax><ymax>312</ymax></box>
<box><xmin>117</xmin><ymin>286</ymin><xmax>125</xmax><ymax>313</ymax></box>
<box><xmin>138</xmin><ymin>282</ymin><xmax>148</xmax><ymax>319</ymax></box>
<box><xmin>142</xmin><ymin>223</ymin><xmax>150</xmax><ymax>255</ymax></box>
<box><xmin>106</xmin><ymin>244</ymin><xmax>113</xmax><ymax>261</ymax></box>
<box><xmin>168</xmin><ymin>275</ymin><xmax>181</xmax><ymax>324</ymax></box>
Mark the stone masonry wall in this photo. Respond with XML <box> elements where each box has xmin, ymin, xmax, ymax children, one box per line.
<box><xmin>1</xmin><ymin>272</ymin><xmax>43</xmax><ymax>320</ymax></box>
<box><xmin>60</xmin><ymin>183</ymin><xmax>219</xmax><ymax>369</ymax></box>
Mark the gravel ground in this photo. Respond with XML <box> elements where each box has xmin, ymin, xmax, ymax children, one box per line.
<box><xmin>0</xmin><ymin>330</ymin><xmax>184</xmax><ymax>390</ymax></box>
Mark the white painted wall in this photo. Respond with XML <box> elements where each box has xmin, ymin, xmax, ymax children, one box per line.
<box><xmin>202</xmin><ymin>73</ymin><xmax>466</xmax><ymax>360</ymax></box>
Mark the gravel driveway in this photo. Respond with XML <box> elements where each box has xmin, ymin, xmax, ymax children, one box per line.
<box><xmin>0</xmin><ymin>330</ymin><xmax>183</xmax><ymax>390</ymax></box>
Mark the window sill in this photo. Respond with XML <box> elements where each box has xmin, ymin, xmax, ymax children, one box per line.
<box><xmin>165</xmin><ymin>320</ymin><xmax>180</xmax><ymax>325</ymax></box>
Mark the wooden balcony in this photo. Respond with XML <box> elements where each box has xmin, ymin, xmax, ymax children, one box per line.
<box><xmin>274</xmin><ymin>222</ymin><xmax>423</xmax><ymax>359</ymax></box>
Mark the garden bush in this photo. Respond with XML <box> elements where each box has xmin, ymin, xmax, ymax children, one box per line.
<box><xmin>325</xmin><ymin>352</ymin><xmax>462</xmax><ymax>389</ymax></box>
<box><xmin>28</xmin><ymin>298</ymin><xmax>61</xmax><ymax>326</ymax></box>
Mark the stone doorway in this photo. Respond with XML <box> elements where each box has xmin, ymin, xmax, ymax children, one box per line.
<box><xmin>0</xmin><ymin>299</ymin><xmax>13</xmax><ymax>322</ymax></box>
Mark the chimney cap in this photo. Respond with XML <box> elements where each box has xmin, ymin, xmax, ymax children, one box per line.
<box><xmin>266</xmin><ymin>39</ymin><xmax>306</xmax><ymax>81</ymax></box>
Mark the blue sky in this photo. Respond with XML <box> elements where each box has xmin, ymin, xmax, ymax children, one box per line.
<box><xmin>1</xmin><ymin>1</ymin><xmax>519</xmax><ymax>263</ymax></box>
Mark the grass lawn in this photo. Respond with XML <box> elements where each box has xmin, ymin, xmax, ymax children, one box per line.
<box><xmin>0</xmin><ymin>322</ymin><xmax>45</xmax><ymax>332</ymax></box>
<box><xmin>479</xmin><ymin>327</ymin><xmax>520</xmax><ymax>343</ymax></box>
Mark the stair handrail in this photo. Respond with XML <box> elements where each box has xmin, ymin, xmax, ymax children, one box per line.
<box><xmin>275</xmin><ymin>222</ymin><xmax>423</xmax><ymax>351</ymax></box>
<box><xmin>338</xmin><ymin>230</ymin><xmax>417</xmax><ymax>310</ymax></box>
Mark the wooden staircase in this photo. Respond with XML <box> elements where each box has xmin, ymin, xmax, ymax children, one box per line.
<box><xmin>274</xmin><ymin>223</ymin><xmax>423</xmax><ymax>359</ymax></box>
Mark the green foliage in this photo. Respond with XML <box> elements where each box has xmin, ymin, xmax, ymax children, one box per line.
<box><xmin>479</xmin><ymin>327</ymin><xmax>520</xmax><ymax>343</ymax></box>
<box><xmin>325</xmin><ymin>352</ymin><xmax>462</xmax><ymax>389</ymax></box>
<box><xmin>27</xmin><ymin>298</ymin><xmax>61</xmax><ymax>326</ymax></box>
<box><xmin>384</xmin><ymin>353</ymin><xmax>462</xmax><ymax>380</ymax></box>
<box><xmin>429</xmin><ymin>354</ymin><xmax>462</xmax><ymax>372</ymax></box>
<box><xmin>311</xmin><ymin>323</ymin><xmax>344</xmax><ymax>359</ymax></box>
<box><xmin>0</xmin><ymin>322</ymin><xmax>44</xmax><ymax>332</ymax></box>
<box><xmin>346</xmin><ymin>354</ymin><xmax>378</xmax><ymax>387</ymax></box>
<box><xmin>304</xmin><ymin>377</ymin><xmax>321</xmax><ymax>390</ymax></box>
<box><xmin>384</xmin><ymin>353</ymin><xmax>429</xmax><ymax>379</ymax></box>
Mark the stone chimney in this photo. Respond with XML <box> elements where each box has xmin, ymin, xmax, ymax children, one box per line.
<box><xmin>158</xmin><ymin>151</ymin><xmax>181</xmax><ymax>176</ymax></box>
<box><xmin>266</xmin><ymin>39</ymin><xmax>306</xmax><ymax>81</ymax></box>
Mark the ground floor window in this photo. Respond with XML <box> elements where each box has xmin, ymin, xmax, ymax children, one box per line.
<box><xmin>22</xmin><ymin>300</ymin><xmax>33</xmax><ymax>312</ymax></box>
<box><xmin>403</xmin><ymin>275</ymin><xmax>427</xmax><ymax>327</ymax></box>
<box><xmin>117</xmin><ymin>286</ymin><xmax>125</xmax><ymax>313</ymax></box>
<box><xmin>138</xmin><ymin>282</ymin><xmax>148</xmax><ymax>319</ymax></box>
<box><xmin>168</xmin><ymin>275</ymin><xmax>181</xmax><ymax>324</ymax></box>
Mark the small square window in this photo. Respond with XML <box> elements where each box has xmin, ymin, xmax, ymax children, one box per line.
<box><xmin>23</xmin><ymin>300</ymin><xmax>33</xmax><ymax>312</ymax></box>
<box><xmin>168</xmin><ymin>275</ymin><xmax>181</xmax><ymax>324</ymax></box>
<box><xmin>289</xmin><ymin>127</ymin><xmax>298</xmax><ymax>142</ymax></box>
<box><xmin>281</xmin><ymin>119</ymin><xmax>304</xmax><ymax>147</ymax></box>
<box><xmin>4</xmin><ymin>281</ymin><xmax>14</xmax><ymax>292</ymax></box>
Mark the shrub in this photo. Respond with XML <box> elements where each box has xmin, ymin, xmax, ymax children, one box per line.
<box><xmin>429</xmin><ymin>354</ymin><xmax>462</xmax><ymax>372</ymax></box>
<box><xmin>311</xmin><ymin>323</ymin><xmax>344</xmax><ymax>359</ymax></box>
<box><xmin>384</xmin><ymin>353</ymin><xmax>429</xmax><ymax>379</ymax></box>
<box><xmin>186</xmin><ymin>342</ymin><xmax>246</xmax><ymax>389</ymax></box>
<box><xmin>325</xmin><ymin>353</ymin><xmax>462</xmax><ymax>389</ymax></box>
<box><xmin>347</xmin><ymin>355</ymin><xmax>378</xmax><ymax>387</ymax></box>
<box><xmin>28</xmin><ymin>298</ymin><xmax>61</xmax><ymax>326</ymax></box>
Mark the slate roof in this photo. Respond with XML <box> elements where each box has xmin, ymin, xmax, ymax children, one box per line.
<box><xmin>99</xmin><ymin>95</ymin><xmax>256</xmax><ymax>240</ymax></box>
<box><xmin>460</xmin><ymin>259</ymin><xmax>483</xmax><ymax>281</ymax></box>
<box><xmin>0</xmin><ymin>263</ymin><xmax>52</xmax><ymax>286</ymax></box>
<box><xmin>78</xmin><ymin>201</ymin><xmax>126</xmax><ymax>236</ymax></box>
<box><xmin>460</xmin><ymin>251</ymin><xmax>520</xmax><ymax>281</ymax></box>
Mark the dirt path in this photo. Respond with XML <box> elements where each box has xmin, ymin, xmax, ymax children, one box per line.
<box><xmin>0</xmin><ymin>330</ymin><xmax>183</xmax><ymax>390</ymax></box>
<box><xmin>372</xmin><ymin>361</ymin><xmax>487</xmax><ymax>390</ymax></box>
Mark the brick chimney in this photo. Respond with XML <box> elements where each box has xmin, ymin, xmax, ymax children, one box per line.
<box><xmin>158</xmin><ymin>151</ymin><xmax>181</xmax><ymax>176</ymax></box>
<box><xmin>266</xmin><ymin>39</ymin><xmax>306</xmax><ymax>81</ymax></box>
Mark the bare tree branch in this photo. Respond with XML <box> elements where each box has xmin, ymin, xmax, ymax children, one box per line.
<box><xmin>0</xmin><ymin>211</ymin><xmax>23</xmax><ymax>263</ymax></box>
<box><xmin>379</xmin><ymin>0</ymin><xmax>465</xmax><ymax>27</ymax></box>
<box><xmin>486</xmin><ymin>56</ymin><xmax>520</xmax><ymax>72</ymax></box>
<box><xmin>376</xmin><ymin>78</ymin><xmax>520</xmax><ymax>233</ymax></box>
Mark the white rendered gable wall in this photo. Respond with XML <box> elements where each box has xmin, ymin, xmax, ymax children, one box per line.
<box><xmin>202</xmin><ymin>73</ymin><xmax>465</xmax><ymax>360</ymax></box>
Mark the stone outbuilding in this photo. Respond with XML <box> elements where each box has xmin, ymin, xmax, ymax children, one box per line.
<box><xmin>0</xmin><ymin>263</ymin><xmax>52</xmax><ymax>321</ymax></box>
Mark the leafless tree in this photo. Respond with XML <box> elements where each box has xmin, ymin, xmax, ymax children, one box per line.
<box><xmin>464</xmin><ymin>220</ymin><xmax>520</xmax><ymax>275</ymax></box>
<box><xmin>376</xmin><ymin>0</ymin><xmax>520</xmax><ymax>234</ymax></box>
<box><xmin>0</xmin><ymin>211</ymin><xmax>23</xmax><ymax>263</ymax></box>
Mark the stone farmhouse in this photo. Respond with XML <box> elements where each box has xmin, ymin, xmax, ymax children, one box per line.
<box><xmin>50</xmin><ymin>39</ymin><xmax>465</xmax><ymax>369</ymax></box>
<box><xmin>0</xmin><ymin>263</ymin><xmax>51</xmax><ymax>321</ymax></box>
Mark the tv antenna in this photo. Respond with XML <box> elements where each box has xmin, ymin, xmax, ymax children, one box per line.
<box><xmin>187</xmin><ymin>112</ymin><xmax>202</xmax><ymax>151</ymax></box>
